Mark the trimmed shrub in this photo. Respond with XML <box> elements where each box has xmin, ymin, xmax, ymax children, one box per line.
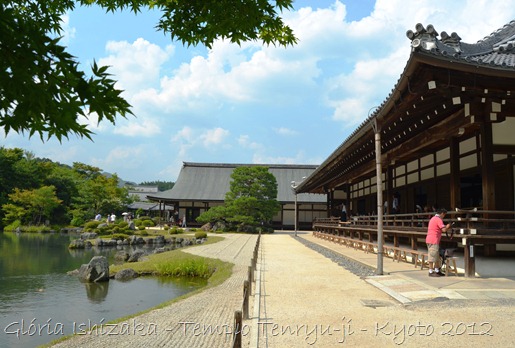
<box><xmin>194</xmin><ymin>231</ymin><xmax>207</xmax><ymax>239</ymax></box>
<box><xmin>109</xmin><ymin>233</ymin><xmax>129</xmax><ymax>241</ymax></box>
<box><xmin>142</xmin><ymin>220</ymin><xmax>155</xmax><ymax>227</ymax></box>
<box><xmin>84</xmin><ymin>220</ymin><xmax>102</xmax><ymax>230</ymax></box>
<box><xmin>169</xmin><ymin>226</ymin><xmax>182</xmax><ymax>235</ymax></box>
<box><xmin>70</xmin><ymin>217</ymin><xmax>85</xmax><ymax>227</ymax></box>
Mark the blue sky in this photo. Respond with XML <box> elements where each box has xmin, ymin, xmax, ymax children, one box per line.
<box><xmin>3</xmin><ymin>1</ymin><xmax>515</xmax><ymax>184</ymax></box>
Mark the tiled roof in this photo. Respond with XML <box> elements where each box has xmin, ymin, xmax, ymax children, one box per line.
<box><xmin>147</xmin><ymin>162</ymin><xmax>326</xmax><ymax>203</ymax></box>
<box><xmin>407</xmin><ymin>21</ymin><xmax>515</xmax><ymax>68</ymax></box>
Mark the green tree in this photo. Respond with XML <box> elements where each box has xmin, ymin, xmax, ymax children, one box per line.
<box><xmin>1</xmin><ymin>0</ymin><xmax>296</xmax><ymax>141</ymax></box>
<box><xmin>197</xmin><ymin>166</ymin><xmax>280</xmax><ymax>229</ymax></box>
<box><xmin>139</xmin><ymin>180</ymin><xmax>175</xmax><ymax>191</ymax></box>
<box><xmin>71</xmin><ymin>163</ymin><xmax>131</xmax><ymax>222</ymax></box>
<box><xmin>0</xmin><ymin>147</ymin><xmax>52</xmax><ymax>225</ymax></box>
<box><xmin>44</xmin><ymin>163</ymin><xmax>80</xmax><ymax>224</ymax></box>
<box><xmin>2</xmin><ymin>186</ymin><xmax>62</xmax><ymax>225</ymax></box>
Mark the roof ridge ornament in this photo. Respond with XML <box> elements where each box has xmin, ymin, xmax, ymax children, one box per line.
<box><xmin>406</xmin><ymin>23</ymin><xmax>439</xmax><ymax>51</ymax></box>
<box><xmin>440</xmin><ymin>31</ymin><xmax>462</xmax><ymax>51</ymax></box>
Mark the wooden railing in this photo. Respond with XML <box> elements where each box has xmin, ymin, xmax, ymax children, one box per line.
<box><xmin>314</xmin><ymin>210</ymin><xmax>515</xmax><ymax>234</ymax></box>
<box><xmin>312</xmin><ymin>210</ymin><xmax>515</xmax><ymax>277</ymax></box>
<box><xmin>232</xmin><ymin>232</ymin><xmax>261</xmax><ymax>348</ymax></box>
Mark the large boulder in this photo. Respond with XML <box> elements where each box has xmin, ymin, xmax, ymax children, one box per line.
<box><xmin>127</xmin><ymin>250</ymin><xmax>146</xmax><ymax>263</ymax></box>
<box><xmin>212</xmin><ymin>221</ymin><xmax>227</xmax><ymax>232</ymax></box>
<box><xmin>114</xmin><ymin>250</ymin><xmax>130</xmax><ymax>262</ymax></box>
<box><xmin>69</xmin><ymin>239</ymin><xmax>92</xmax><ymax>249</ymax></box>
<box><xmin>81</xmin><ymin>232</ymin><xmax>98</xmax><ymax>240</ymax></box>
<box><xmin>114</xmin><ymin>268</ymin><xmax>138</xmax><ymax>281</ymax></box>
<box><xmin>77</xmin><ymin>256</ymin><xmax>110</xmax><ymax>283</ymax></box>
<box><xmin>201</xmin><ymin>223</ymin><xmax>212</xmax><ymax>231</ymax></box>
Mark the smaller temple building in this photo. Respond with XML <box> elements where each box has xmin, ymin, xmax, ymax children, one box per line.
<box><xmin>146</xmin><ymin>162</ymin><xmax>327</xmax><ymax>229</ymax></box>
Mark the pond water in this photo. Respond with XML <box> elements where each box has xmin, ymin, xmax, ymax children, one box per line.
<box><xmin>0</xmin><ymin>232</ymin><xmax>207</xmax><ymax>348</ymax></box>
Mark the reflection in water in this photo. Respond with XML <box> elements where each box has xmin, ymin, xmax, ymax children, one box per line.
<box><xmin>0</xmin><ymin>232</ymin><xmax>207</xmax><ymax>348</ymax></box>
<box><xmin>83</xmin><ymin>281</ymin><xmax>110</xmax><ymax>303</ymax></box>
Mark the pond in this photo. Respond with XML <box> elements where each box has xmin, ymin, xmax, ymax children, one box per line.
<box><xmin>0</xmin><ymin>232</ymin><xmax>207</xmax><ymax>348</ymax></box>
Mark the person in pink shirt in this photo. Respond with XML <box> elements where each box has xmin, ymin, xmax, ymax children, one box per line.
<box><xmin>426</xmin><ymin>208</ymin><xmax>452</xmax><ymax>277</ymax></box>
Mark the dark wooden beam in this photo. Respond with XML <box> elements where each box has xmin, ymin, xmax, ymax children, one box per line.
<box><xmin>481</xmin><ymin>120</ymin><xmax>496</xmax><ymax>211</ymax></box>
<box><xmin>492</xmin><ymin>144</ymin><xmax>515</xmax><ymax>154</ymax></box>
<box><xmin>450</xmin><ymin>137</ymin><xmax>461</xmax><ymax>209</ymax></box>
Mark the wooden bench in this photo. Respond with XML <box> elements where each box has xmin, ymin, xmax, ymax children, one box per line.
<box><xmin>415</xmin><ymin>252</ymin><xmax>429</xmax><ymax>269</ymax></box>
<box><xmin>443</xmin><ymin>257</ymin><xmax>459</xmax><ymax>276</ymax></box>
<box><xmin>415</xmin><ymin>253</ymin><xmax>459</xmax><ymax>276</ymax></box>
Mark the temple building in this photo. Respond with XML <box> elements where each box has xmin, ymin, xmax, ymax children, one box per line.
<box><xmin>147</xmin><ymin>162</ymin><xmax>327</xmax><ymax>229</ymax></box>
<box><xmin>295</xmin><ymin>22</ymin><xmax>515</xmax><ymax>277</ymax></box>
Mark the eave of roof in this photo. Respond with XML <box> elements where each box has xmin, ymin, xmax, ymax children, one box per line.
<box><xmin>296</xmin><ymin>21</ymin><xmax>515</xmax><ymax>194</ymax></box>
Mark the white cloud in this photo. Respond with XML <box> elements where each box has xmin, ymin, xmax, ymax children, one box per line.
<box><xmin>238</xmin><ymin>135</ymin><xmax>263</xmax><ymax>150</ymax></box>
<box><xmin>98</xmin><ymin>38</ymin><xmax>174</xmax><ymax>94</ymax></box>
<box><xmin>172</xmin><ymin>126</ymin><xmax>195</xmax><ymax>143</ymax></box>
<box><xmin>273</xmin><ymin>127</ymin><xmax>299</xmax><ymax>136</ymax></box>
<box><xmin>171</xmin><ymin>126</ymin><xmax>230</xmax><ymax>159</ymax></box>
<box><xmin>91</xmin><ymin>145</ymin><xmax>147</xmax><ymax>173</ymax></box>
<box><xmin>60</xmin><ymin>13</ymin><xmax>76</xmax><ymax>45</ymax></box>
<box><xmin>200</xmin><ymin>127</ymin><xmax>229</xmax><ymax>147</ymax></box>
<box><xmin>113</xmin><ymin>118</ymin><xmax>161</xmax><ymax>137</ymax></box>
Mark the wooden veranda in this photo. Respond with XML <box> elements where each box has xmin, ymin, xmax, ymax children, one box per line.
<box><xmin>296</xmin><ymin>22</ymin><xmax>515</xmax><ymax>277</ymax></box>
<box><xmin>312</xmin><ymin>209</ymin><xmax>515</xmax><ymax>277</ymax></box>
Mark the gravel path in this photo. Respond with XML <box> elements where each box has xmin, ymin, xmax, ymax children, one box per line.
<box><xmin>50</xmin><ymin>233</ymin><xmax>257</xmax><ymax>348</ymax></box>
<box><xmin>254</xmin><ymin>232</ymin><xmax>515</xmax><ymax>347</ymax></box>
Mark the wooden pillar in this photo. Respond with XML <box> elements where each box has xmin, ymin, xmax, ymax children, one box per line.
<box><xmin>386</xmin><ymin>165</ymin><xmax>394</xmax><ymax>214</ymax></box>
<box><xmin>480</xmin><ymin>121</ymin><xmax>495</xmax><ymax>211</ymax></box>
<box><xmin>345</xmin><ymin>184</ymin><xmax>351</xmax><ymax>215</ymax></box>
<box><xmin>450</xmin><ymin>137</ymin><xmax>461</xmax><ymax>209</ymax></box>
<box><xmin>326</xmin><ymin>188</ymin><xmax>333</xmax><ymax>217</ymax></box>
<box><xmin>480</xmin><ymin>120</ymin><xmax>497</xmax><ymax>255</ymax></box>
<box><xmin>463</xmin><ymin>237</ymin><xmax>476</xmax><ymax>277</ymax></box>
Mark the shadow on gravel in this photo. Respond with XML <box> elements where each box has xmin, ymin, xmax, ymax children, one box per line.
<box><xmin>293</xmin><ymin>235</ymin><xmax>376</xmax><ymax>277</ymax></box>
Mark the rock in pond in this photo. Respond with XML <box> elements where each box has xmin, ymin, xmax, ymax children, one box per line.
<box><xmin>77</xmin><ymin>256</ymin><xmax>110</xmax><ymax>283</ymax></box>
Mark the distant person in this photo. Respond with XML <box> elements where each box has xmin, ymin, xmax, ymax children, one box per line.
<box><xmin>340</xmin><ymin>202</ymin><xmax>347</xmax><ymax>222</ymax></box>
<box><xmin>95</xmin><ymin>213</ymin><xmax>101</xmax><ymax>221</ymax></box>
<box><xmin>426</xmin><ymin>208</ymin><xmax>452</xmax><ymax>277</ymax></box>
<box><xmin>392</xmin><ymin>193</ymin><xmax>400</xmax><ymax>214</ymax></box>
<box><xmin>110</xmin><ymin>213</ymin><xmax>116</xmax><ymax>224</ymax></box>
<box><xmin>181</xmin><ymin>215</ymin><xmax>187</xmax><ymax>228</ymax></box>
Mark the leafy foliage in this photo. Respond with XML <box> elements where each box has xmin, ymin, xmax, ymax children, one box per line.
<box><xmin>2</xmin><ymin>186</ymin><xmax>62</xmax><ymax>225</ymax></box>
<box><xmin>1</xmin><ymin>0</ymin><xmax>296</xmax><ymax>140</ymax></box>
<box><xmin>0</xmin><ymin>146</ymin><xmax>134</xmax><ymax>228</ymax></box>
<box><xmin>71</xmin><ymin>162</ymin><xmax>131</xmax><ymax>221</ymax></box>
<box><xmin>139</xmin><ymin>180</ymin><xmax>175</xmax><ymax>191</ymax></box>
